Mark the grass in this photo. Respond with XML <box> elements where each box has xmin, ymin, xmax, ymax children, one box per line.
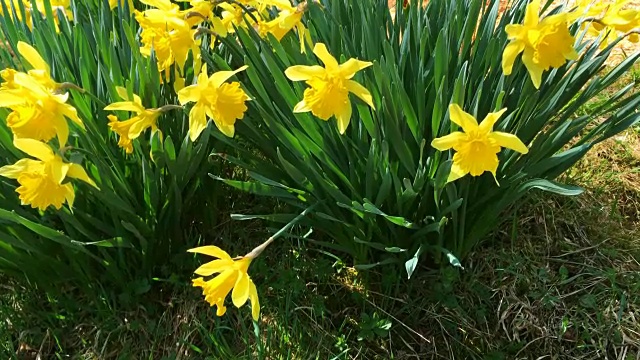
<box><xmin>2</xmin><ymin>54</ymin><xmax>640</xmax><ymax>360</ymax></box>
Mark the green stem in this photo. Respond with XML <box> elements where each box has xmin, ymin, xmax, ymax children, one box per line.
<box><xmin>245</xmin><ymin>204</ymin><xmax>316</xmax><ymax>259</ymax></box>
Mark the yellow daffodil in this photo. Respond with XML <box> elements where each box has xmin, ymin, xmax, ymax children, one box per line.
<box><xmin>431</xmin><ymin>104</ymin><xmax>529</xmax><ymax>183</ymax></box>
<box><xmin>502</xmin><ymin>0</ymin><xmax>578</xmax><ymax>89</ymax></box>
<box><xmin>219</xmin><ymin>3</ymin><xmax>260</xmax><ymax>34</ymax></box>
<box><xmin>284</xmin><ymin>43</ymin><xmax>375</xmax><ymax>134</ymax></box>
<box><xmin>177</xmin><ymin>64</ymin><xmax>250</xmax><ymax>140</ymax></box>
<box><xmin>0</xmin><ymin>42</ymin><xmax>84</xmax><ymax>147</ymax></box>
<box><xmin>135</xmin><ymin>1</ymin><xmax>202</xmax><ymax>76</ymax></box>
<box><xmin>261</xmin><ymin>0</ymin><xmax>311</xmax><ymax>53</ymax></box>
<box><xmin>13</xmin><ymin>41</ymin><xmax>58</xmax><ymax>90</ymax></box>
<box><xmin>577</xmin><ymin>0</ymin><xmax>640</xmax><ymax>48</ymax></box>
<box><xmin>0</xmin><ymin>68</ymin><xmax>18</xmax><ymax>90</ymax></box>
<box><xmin>0</xmin><ymin>138</ymin><xmax>98</xmax><ymax>211</ymax></box>
<box><xmin>104</xmin><ymin>87</ymin><xmax>162</xmax><ymax>154</ymax></box>
<box><xmin>189</xmin><ymin>245</ymin><xmax>260</xmax><ymax>320</ymax></box>
<box><xmin>181</xmin><ymin>0</ymin><xmax>228</xmax><ymax>48</ymax></box>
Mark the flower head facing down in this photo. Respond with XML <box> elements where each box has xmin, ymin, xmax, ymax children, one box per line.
<box><xmin>104</xmin><ymin>87</ymin><xmax>162</xmax><ymax>154</ymax></box>
<box><xmin>177</xmin><ymin>64</ymin><xmax>250</xmax><ymax>141</ymax></box>
<box><xmin>502</xmin><ymin>0</ymin><xmax>578</xmax><ymax>89</ymax></box>
<box><xmin>285</xmin><ymin>43</ymin><xmax>375</xmax><ymax>134</ymax></box>
<box><xmin>431</xmin><ymin>104</ymin><xmax>529</xmax><ymax>183</ymax></box>
<box><xmin>0</xmin><ymin>42</ymin><xmax>84</xmax><ymax>147</ymax></box>
<box><xmin>0</xmin><ymin>139</ymin><xmax>98</xmax><ymax>211</ymax></box>
<box><xmin>189</xmin><ymin>245</ymin><xmax>260</xmax><ymax>320</ymax></box>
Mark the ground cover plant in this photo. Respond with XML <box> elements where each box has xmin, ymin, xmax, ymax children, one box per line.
<box><xmin>0</xmin><ymin>0</ymin><xmax>639</xmax><ymax>358</ymax></box>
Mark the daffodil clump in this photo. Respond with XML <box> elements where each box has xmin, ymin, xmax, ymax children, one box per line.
<box><xmin>1</xmin><ymin>0</ymin><xmax>640</xmax><ymax>323</ymax></box>
<box><xmin>0</xmin><ymin>42</ymin><xmax>97</xmax><ymax>210</ymax></box>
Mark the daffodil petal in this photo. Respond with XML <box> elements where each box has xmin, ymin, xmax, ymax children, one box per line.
<box><xmin>0</xmin><ymin>92</ymin><xmax>27</xmax><ymax>108</ymax></box>
<box><xmin>192</xmin><ymin>277</ymin><xmax>206</xmax><ymax>288</ymax></box>
<box><xmin>479</xmin><ymin>108</ymin><xmax>508</xmax><ymax>133</ymax></box>
<box><xmin>504</xmin><ymin>24</ymin><xmax>524</xmax><ymax>39</ymax></box>
<box><xmin>293</xmin><ymin>99</ymin><xmax>312</xmax><ymax>113</ymax></box>
<box><xmin>232</xmin><ymin>272</ymin><xmax>251</xmax><ymax>308</ymax></box>
<box><xmin>284</xmin><ymin>65</ymin><xmax>326</xmax><ymax>81</ymax></box>
<box><xmin>104</xmin><ymin>101</ymin><xmax>145</xmax><ymax>113</ymax></box>
<box><xmin>448</xmin><ymin>104</ymin><xmax>478</xmax><ymax>132</ymax></box>
<box><xmin>0</xmin><ymin>159</ymin><xmax>39</xmax><ymax>179</ymax></box>
<box><xmin>248</xmin><ymin>279</ymin><xmax>260</xmax><ymax>321</ymax></box>
<box><xmin>502</xmin><ymin>41</ymin><xmax>524</xmax><ymax>75</ymax></box>
<box><xmin>446</xmin><ymin>163</ymin><xmax>467</xmax><ymax>183</ymax></box>
<box><xmin>12</xmin><ymin>73</ymin><xmax>48</xmax><ymax>97</ymax></box>
<box><xmin>212</xmin><ymin>116</ymin><xmax>236</xmax><ymax>138</ymax></box>
<box><xmin>64</xmin><ymin>183</ymin><xmax>75</xmax><ymax>209</ymax></box>
<box><xmin>53</xmin><ymin>115</ymin><xmax>70</xmax><ymax>148</ymax></box>
<box><xmin>209</xmin><ymin>65</ymin><xmax>248</xmax><ymax>88</ymax></box>
<box><xmin>187</xmin><ymin>245</ymin><xmax>233</xmax><ymax>260</ymax></box>
<box><xmin>339</xmin><ymin>59</ymin><xmax>373</xmax><ymax>79</ymax></box>
<box><xmin>490</xmin><ymin>132</ymin><xmax>529</xmax><ymax>154</ymax></box>
<box><xmin>188</xmin><ymin>104</ymin><xmax>208</xmax><ymax>142</ymax></box>
<box><xmin>178</xmin><ymin>84</ymin><xmax>202</xmax><ymax>105</ymax></box>
<box><xmin>335</xmin><ymin>100</ymin><xmax>352</xmax><ymax>135</ymax></box>
<box><xmin>115</xmin><ymin>87</ymin><xmax>130</xmax><ymax>101</ymax></box>
<box><xmin>13</xmin><ymin>138</ymin><xmax>54</xmax><ymax>161</ymax></box>
<box><xmin>67</xmin><ymin>163</ymin><xmax>99</xmax><ymax>188</ymax></box>
<box><xmin>346</xmin><ymin>80</ymin><xmax>375</xmax><ymax>109</ymax></box>
<box><xmin>129</xmin><ymin>113</ymin><xmax>158</xmax><ymax>139</ymax></box>
<box><xmin>312</xmin><ymin>43</ymin><xmax>339</xmax><ymax>70</ymax></box>
<box><xmin>431</xmin><ymin>132</ymin><xmax>466</xmax><ymax>151</ymax></box>
<box><xmin>522</xmin><ymin>49</ymin><xmax>544</xmax><ymax>89</ymax></box>
<box><xmin>524</xmin><ymin>0</ymin><xmax>540</xmax><ymax>28</ymax></box>
<box><xmin>194</xmin><ymin>259</ymin><xmax>234</xmax><ymax>276</ymax></box>
<box><xmin>17</xmin><ymin>41</ymin><xmax>49</xmax><ymax>73</ymax></box>
<box><xmin>211</xmin><ymin>16</ymin><xmax>228</xmax><ymax>37</ymax></box>
<box><xmin>61</xmin><ymin>104</ymin><xmax>84</xmax><ymax>128</ymax></box>
<box><xmin>50</xmin><ymin>160</ymin><xmax>70</xmax><ymax>184</ymax></box>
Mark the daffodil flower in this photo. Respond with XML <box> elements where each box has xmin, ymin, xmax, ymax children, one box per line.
<box><xmin>135</xmin><ymin>1</ymin><xmax>202</xmax><ymax>77</ymax></box>
<box><xmin>104</xmin><ymin>87</ymin><xmax>162</xmax><ymax>154</ymax></box>
<box><xmin>0</xmin><ymin>42</ymin><xmax>84</xmax><ymax>147</ymax></box>
<box><xmin>502</xmin><ymin>0</ymin><xmax>578</xmax><ymax>89</ymax></box>
<box><xmin>177</xmin><ymin>64</ymin><xmax>250</xmax><ymax>140</ymax></box>
<box><xmin>219</xmin><ymin>3</ymin><xmax>260</xmax><ymax>34</ymax></box>
<box><xmin>576</xmin><ymin>0</ymin><xmax>640</xmax><ymax>48</ymax></box>
<box><xmin>0</xmin><ymin>139</ymin><xmax>98</xmax><ymax>211</ymax></box>
<box><xmin>261</xmin><ymin>0</ymin><xmax>312</xmax><ymax>53</ymax></box>
<box><xmin>285</xmin><ymin>43</ymin><xmax>375</xmax><ymax>134</ymax></box>
<box><xmin>189</xmin><ymin>246</ymin><xmax>260</xmax><ymax>321</ymax></box>
<box><xmin>431</xmin><ymin>104</ymin><xmax>529</xmax><ymax>183</ymax></box>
